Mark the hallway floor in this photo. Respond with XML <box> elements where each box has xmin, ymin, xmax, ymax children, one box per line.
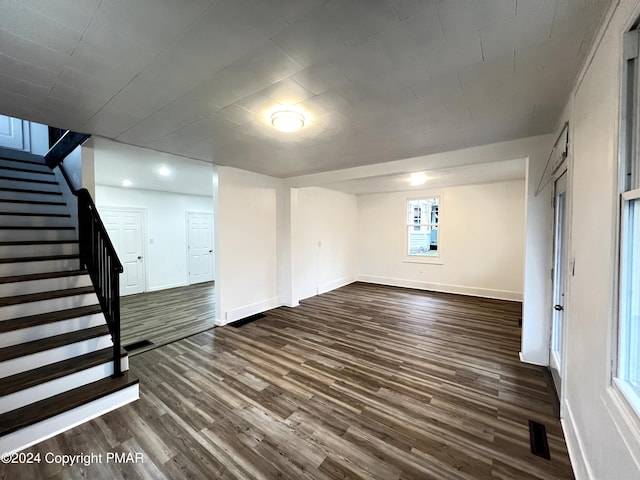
<box><xmin>120</xmin><ymin>281</ymin><xmax>215</xmax><ymax>355</ymax></box>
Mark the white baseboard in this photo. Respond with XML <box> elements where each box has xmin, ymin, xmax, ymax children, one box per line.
<box><xmin>318</xmin><ymin>276</ymin><xmax>357</xmax><ymax>295</ymax></box>
<box><xmin>217</xmin><ymin>296</ymin><xmax>279</xmax><ymax>326</ymax></box>
<box><xmin>146</xmin><ymin>282</ymin><xmax>188</xmax><ymax>293</ymax></box>
<box><xmin>563</xmin><ymin>400</ymin><xmax>593</xmax><ymax>480</ymax></box>
<box><xmin>357</xmin><ymin>275</ymin><xmax>523</xmax><ymax>302</ymax></box>
<box><xmin>519</xmin><ymin>354</ymin><xmax>548</xmax><ymax>367</ymax></box>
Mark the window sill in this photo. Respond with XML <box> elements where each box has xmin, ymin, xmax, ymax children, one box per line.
<box><xmin>403</xmin><ymin>256</ymin><xmax>443</xmax><ymax>265</ymax></box>
<box><xmin>604</xmin><ymin>380</ymin><xmax>640</xmax><ymax>459</ymax></box>
<box><xmin>612</xmin><ymin>378</ymin><xmax>640</xmax><ymax>420</ymax></box>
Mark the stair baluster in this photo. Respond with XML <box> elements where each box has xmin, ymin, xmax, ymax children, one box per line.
<box><xmin>46</xmin><ymin>132</ymin><xmax>124</xmax><ymax>378</ymax></box>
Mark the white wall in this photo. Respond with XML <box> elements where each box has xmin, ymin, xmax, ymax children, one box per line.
<box><xmin>95</xmin><ymin>185</ymin><xmax>213</xmax><ymax>292</ymax></box>
<box><xmin>357</xmin><ymin>180</ymin><xmax>526</xmax><ymax>301</ymax></box>
<box><xmin>554</xmin><ymin>2</ymin><xmax>640</xmax><ymax>479</ymax></box>
<box><xmin>216</xmin><ymin>166</ymin><xmax>280</xmax><ymax>324</ymax></box>
<box><xmin>292</xmin><ymin>187</ymin><xmax>358</xmax><ymax>301</ymax></box>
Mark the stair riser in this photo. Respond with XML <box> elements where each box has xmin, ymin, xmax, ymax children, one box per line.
<box><xmin>0</xmin><ymin>202</ymin><xmax>69</xmax><ymax>215</ymax></box>
<box><xmin>0</xmin><ymin>357</ymin><xmax>130</xmax><ymax>414</ymax></box>
<box><xmin>0</xmin><ymin>149</ymin><xmax>47</xmax><ymax>164</ymax></box>
<box><xmin>0</xmin><ymin>292</ymin><xmax>98</xmax><ymax>321</ymax></box>
<box><xmin>0</xmin><ymin>229</ymin><xmax>76</xmax><ymax>242</ymax></box>
<box><xmin>0</xmin><ymin>272</ymin><xmax>89</xmax><ymax>297</ymax></box>
<box><xmin>0</xmin><ymin>215</ymin><xmax>74</xmax><ymax>227</ymax></box>
<box><xmin>0</xmin><ymin>242</ymin><xmax>79</xmax><ymax>259</ymax></box>
<box><xmin>0</xmin><ymin>159</ymin><xmax>49</xmax><ymax>173</ymax></box>
<box><xmin>0</xmin><ymin>179</ymin><xmax>60</xmax><ymax>193</ymax></box>
<box><xmin>0</xmin><ymin>169</ymin><xmax>55</xmax><ymax>182</ymax></box>
<box><xmin>0</xmin><ymin>190</ymin><xmax>63</xmax><ymax>203</ymax></box>
<box><xmin>0</xmin><ymin>258</ymin><xmax>79</xmax><ymax>276</ymax></box>
<box><xmin>0</xmin><ymin>384</ymin><xmax>138</xmax><ymax>454</ymax></box>
<box><xmin>0</xmin><ymin>312</ymin><xmax>104</xmax><ymax>348</ymax></box>
<box><xmin>0</xmin><ymin>335</ymin><xmax>113</xmax><ymax>378</ymax></box>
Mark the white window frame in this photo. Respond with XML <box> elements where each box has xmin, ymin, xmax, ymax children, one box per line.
<box><xmin>614</xmin><ymin>27</ymin><xmax>640</xmax><ymax>417</ymax></box>
<box><xmin>403</xmin><ymin>195</ymin><xmax>442</xmax><ymax>264</ymax></box>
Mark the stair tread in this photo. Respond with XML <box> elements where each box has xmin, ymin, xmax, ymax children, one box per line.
<box><xmin>0</xmin><ymin>269</ymin><xmax>86</xmax><ymax>284</ymax></box>
<box><xmin>0</xmin><ymin>187</ymin><xmax>61</xmax><ymax>195</ymax></box>
<box><xmin>0</xmin><ymin>149</ymin><xmax>47</xmax><ymax>165</ymax></box>
<box><xmin>0</xmin><ymin>165</ymin><xmax>54</xmax><ymax>175</ymax></box>
<box><xmin>0</xmin><ymin>253</ymin><xmax>78</xmax><ymax>264</ymax></box>
<box><xmin>0</xmin><ymin>175</ymin><xmax>58</xmax><ymax>185</ymax></box>
<box><xmin>0</xmin><ymin>240</ymin><xmax>78</xmax><ymax>246</ymax></box>
<box><xmin>0</xmin><ymin>304</ymin><xmax>101</xmax><ymax>333</ymax></box>
<box><xmin>0</xmin><ymin>212</ymin><xmax>70</xmax><ymax>217</ymax></box>
<box><xmin>0</xmin><ymin>285</ymin><xmax>94</xmax><ymax>307</ymax></box>
<box><xmin>0</xmin><ymin>225</ymin><xmax>75</xmax><ymax>230</ymax></box>
<box><xmin>0</xmin><ymin>325</ymin><xmax>109</xmax><ymax>363</ymax></box>
<box><xmin>0</xmin><ymin>199</ymin><xmax>66</xmax><ymax>206</ymax></box>
<box><xmin>0</xmin><ymin>373</ymin><xmax>138</xmax><ymax>436</ymax></box>
<box><xmin>0</xmin><ymin>347</ymin><xmax>128</xmax><ymax>397</ymax></box>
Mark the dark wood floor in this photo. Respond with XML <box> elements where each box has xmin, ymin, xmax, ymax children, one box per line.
<box><xmin>1</xmin><ymin>282</ymin><xmax>573</xmax><ymax>479</ymax></box>
<box><xmin>120</xmin><ymin>282</ymin><xmax>215</xmax><ymax>354</ymax></box>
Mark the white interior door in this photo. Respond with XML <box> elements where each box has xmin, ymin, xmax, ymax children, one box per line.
<box><xmin>101</xmin><ymin>208</ymin><xmax>146</xmax><ymax>296</ymax></box>
<box><xmin>187</xmin><ymin>212</ymin><xmax>214</xmax><ymax>284</ymax></box>
<box><xmin>0</xmin><ymin>114</ymin><xmax>25</xmax><ymax>150</ymax></box>
<box><xmin>550</xmin><ymin>171</ymin><xmax>568</xmax><ymax>395</ymax></box>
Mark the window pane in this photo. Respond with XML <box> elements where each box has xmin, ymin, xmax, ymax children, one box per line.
<box><xmin>406</xmin><ymin>197</ymin><xmax>439</xmax><ymax>257</ymax></box>
<box><xmin>621</xmin><ymin>198</ymin><xmax>640</xmax><ymax>389</ymax></box>
<box><xmin>407</xmin><ymin>225</ymin><xmax>438</xmax><ymax>256</ymax></box>
<box><xmin>407</xmin><ymin>198</ymin><xmax>439</xmax><ymax>225</ymax></box>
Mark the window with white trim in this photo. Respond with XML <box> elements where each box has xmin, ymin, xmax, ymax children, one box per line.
<box><xmin>616</xmin><ymin>27</ymin><xmax>640</xmax><ymax>412</ymax></box>
<box><xmin>405</xmin><ymin>197</ymin><xmax>439</xmax><ymax>258</ymax></box>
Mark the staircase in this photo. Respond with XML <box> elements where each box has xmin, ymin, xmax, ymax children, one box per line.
<box><xmin>0</xmin><ymin>148</ymin><xmax>138</xmax><ymax>454</ymax></box>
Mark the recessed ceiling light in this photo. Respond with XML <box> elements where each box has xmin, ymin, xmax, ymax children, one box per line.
<box><xmin>409</xmin><ymin>172</ymin><xmax>428</xmax><ymax>186</ymax></box>
<box><xmin>158</xmin><ymin>166</ymin><xmax>171</xmax><ymax>177</ymax></box>
<box><xmin>122</xmin><ymin>179</ymin><xmax>133</xmax><ymax>187</ymax></box>
<box><xmin>270</xmin><ymin>109</ymin><xmax>305</xmax><ymax>132</ymax></box>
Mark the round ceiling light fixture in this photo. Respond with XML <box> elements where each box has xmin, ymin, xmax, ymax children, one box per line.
<box><xmin>409</xmin><ymin>172</ymin><xmax>428</xmax><ymax>186</ymax></box>
<box><xmin>270</xmin><ymin>109</ymin><xmax>305</xmax><ymax>132</ymax></box>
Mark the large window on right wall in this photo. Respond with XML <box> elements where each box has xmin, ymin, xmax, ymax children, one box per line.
<box><xmin>616</xmin><ymin>27</ymin><xmax>640</xmax><ymax>412</ymax></box>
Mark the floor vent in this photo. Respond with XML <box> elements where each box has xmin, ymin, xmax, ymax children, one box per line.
<box><xmin>123</xmin><ymin>339</ymin><xmax>154</xmax><ymax>352</ymax></box>
<box><xmin>529</xmin><ymin>420</ymin><xmax>551</xmax><ymax>460</ymax></box>
<box><xmin>230</xmin><ymin>313</ymin><xmax>266</xmax><ymax>328</ymax></box>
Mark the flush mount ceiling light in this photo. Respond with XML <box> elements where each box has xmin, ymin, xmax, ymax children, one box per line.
<box><xmin>409</xmin><ymin>172</ymin><xmax>428</xmax><ymax>186</ymax></box>
<box><xmin>270</xmin><ymin>109</ymin><xmax>305</xmax><ymax>132</ymax></box>
<box><xmin>158</xmin><ymin>166</ymin><xmax>171</xmax><ymax>177</ymax></box>
<box><xmin>122</xmin><ymin>179</ymin><xmax>133</xmax><ymax>187</ymax></box>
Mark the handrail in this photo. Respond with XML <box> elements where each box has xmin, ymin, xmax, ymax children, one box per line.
<box><xmin>45</xmin><ymin>131</ymin><xmax>124</xmax><ymax>378</ymax></box>
<box><xmin>44</xmin><ymin>131</ymin><xmax>91</xmax><ymax>169</ymax></box>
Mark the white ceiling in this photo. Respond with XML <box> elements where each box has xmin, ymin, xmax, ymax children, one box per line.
<box><xmin>0</xmin><ymin>0</ymin><xmax>609</xmax><ymax>179</ymax></box>
<box><xmin>92</xmin><ymin>138</ymin><xmax>214</xmax><ymax>196</ymax></box>
<box><xmin>322</xmin><ymin>157</ymin><xmax>526</xmax><ymax>194</ymax></box>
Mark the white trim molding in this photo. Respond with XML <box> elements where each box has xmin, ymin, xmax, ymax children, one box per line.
<box><xmin>318</xmin><ymin>276</ymin><xmax>357</xmax><ymax>295</ymax></box>
<box><xmin>217</xmin><ymin>296</ymin><xmax>279</xmax><ymax>326</ymax></box>
<box><xmin>562</xmin><ymin>399</ymin><xmax>594</xmax><ymax>480</ymax></box>
<box><xmin>358</xmin><ymin>275</ymin><xmax>522</xmax><ymax>302</ymax></box>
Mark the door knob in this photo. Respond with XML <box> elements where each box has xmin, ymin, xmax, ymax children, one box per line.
<box><xmin>137</xmin><ymin>256</ymin><xmax>142</xmax><ymax>260</ymax></box>
<box><xmin>554</xmin><ymin>304</ymin><xmax>563</xmax><ymax>311</ymax></box>
<box><xmin>209</xmin><ymin>250</ymin><xmax>213</xmax><ymax>253</ymax></box>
